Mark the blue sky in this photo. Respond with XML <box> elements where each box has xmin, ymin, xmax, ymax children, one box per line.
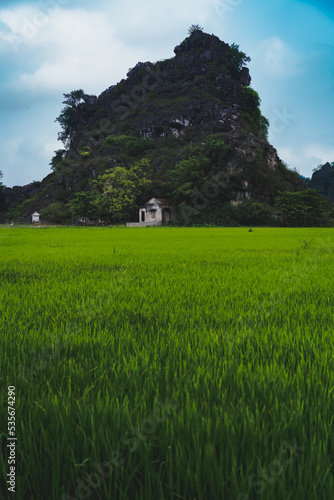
<box><xmin>0</xmin><ymin>0</ymin><xmax>333</xmax><ymax>187</ymax></box>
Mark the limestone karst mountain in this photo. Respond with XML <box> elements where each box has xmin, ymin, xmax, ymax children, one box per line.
<box><xmin>1</xmin><ymin>29</ymin><xmax>305</xmax><ymax>224</ymax></box>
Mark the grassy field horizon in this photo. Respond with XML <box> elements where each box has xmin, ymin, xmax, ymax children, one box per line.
<box><xmin>1</xmin><ymin>226</ymin><xmax>334</xmax><ymax>499</ymax></box>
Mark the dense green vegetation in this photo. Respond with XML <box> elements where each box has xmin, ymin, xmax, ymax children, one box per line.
<box><xmin>40</xmin><ymin>159</ymin><xmax>152</xmax><ymax>225</ymax></box>
<box><xmin>1</xmin><ymin>226</ymin><xmax>334</xmax><ymax>499</ymax></box>
<box><xmin>38</xmin><ymin>134</ymin><xmax>314</xmax><ymax>226</ymax></box>
<box><xmin>275</xmin><ymin>189</ymin><xmax>333</xmax><ymax>226</ymax></box>
<box><xmin>173</xmin><ymin>189</ymin><xmax>333</xmax><ymax>227</ymax></box>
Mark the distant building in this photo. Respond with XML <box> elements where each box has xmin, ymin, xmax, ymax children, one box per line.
<box><xmin>127</xmin><ymin>198</ymin><xmax>177</xmax><ymax>227</ymax></box>
<box><xmin>32</xmin><ymin>212</ymin><xmax>40</xmax><ymax>223</ymax></box>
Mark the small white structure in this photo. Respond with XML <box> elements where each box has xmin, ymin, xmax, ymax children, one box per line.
<box><xmin>127</xmin><ymin>198</ymin><xmax>177</xmax><ymax>227</ymax></box>
<box><xmin>32</xmin><ymin>212</ymin><xmax>40</xmax><ymax>223</ymax></box>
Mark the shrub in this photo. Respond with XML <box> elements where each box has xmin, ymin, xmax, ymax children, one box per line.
<box><xmin>100</xmin><ymin>135</ymin><xmax>155</xmax><ymax>157</ymax></box>
<box><xmin>40</xmin><ymin>203</ymin><xmax>72</xmax><ymax>224</ymax></box>
<box><xmin>233</xmin><ymin>201</ymin><xmax>275</xmax><ymax>226</ymax></box>
<box><xmin>275</xmin><ymin>189</ymin><xmax>332</xmax><ymax>227</ymax></box>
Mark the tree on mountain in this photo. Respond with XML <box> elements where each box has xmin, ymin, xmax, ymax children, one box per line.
<box><xmin>55</xmin><ymin>90</ymin><xmax>85</xmax><ymax>148</ymax></box>
<box><xmin>40</xmin><ymin>202</ymin><xmax>72</xmax><ymax>224</ymax></box>
<box><xmin>167</xmin><ymin>140</ymin><xmax>231</xmax><ymax>205</ymax></box>
<box><xmin>90</xmin><ymin>159</ymin><xmax>152</xmax><ymax>223</ymax></box>
<box><xmin>188</xmin><ymin>24</ymin><xmax>203</xmax><ymax>35</ymax></box>
<box><xmin>71</xmin><ymin>191</ymin><xmax>99</xmax><ymax>225</ymax></box>
<box><xmin>228</xmin><ymin>43</ymin><xmax>251</xmax><ymax>78</ymax></box>
<box><xmin>260</xmin><ymin>115</ymin><xmax>270</xmax><ymax>140</ymax></box>
<box><xmin>50</xmin><ymin>149</ymin><xmax>66</xmax><ymax>171</ymax></box>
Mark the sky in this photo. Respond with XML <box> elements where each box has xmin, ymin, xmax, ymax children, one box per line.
<box><xmin>0</xmin><ymin>0</ymin><xmax>333</xmax><ymax>187</ymax></box>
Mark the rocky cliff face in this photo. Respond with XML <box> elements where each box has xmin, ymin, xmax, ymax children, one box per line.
<box><xmin>309</xmin><ymin>162</ymin><xmax>334</xmax><ymax>202</ymax></box>
<box><xmin>1</xmin><ymin>30</ymin><xmax>305</xmax><ymax>222</ymax></box>
<box><xmin>96</xmin><ymin>31</ymin><xmax>251</xmax><ymax>140</ymax></box>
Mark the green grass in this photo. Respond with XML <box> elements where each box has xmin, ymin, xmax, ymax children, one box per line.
<box><xmin>1</xmin><ymin>226</ymin><xmax>334</xmax><ymax>499</ymax></box>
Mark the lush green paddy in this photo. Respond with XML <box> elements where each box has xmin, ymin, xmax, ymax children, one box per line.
<box><xmin>1</xmin><ymin>226</ymin><xmax>334</xmax><ymax>499</ymax></box>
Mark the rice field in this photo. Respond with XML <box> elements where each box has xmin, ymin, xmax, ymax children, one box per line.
<box><xmin>1</xmin><ymin>226</ymin><xmax>334</xmax><ymax>499</ymax></box>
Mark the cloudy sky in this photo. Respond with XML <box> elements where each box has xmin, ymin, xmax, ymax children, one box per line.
<box><xmin>0</xmin><ymin>0</ymin><xmax>333</xmax><ymax>187</ymax></box>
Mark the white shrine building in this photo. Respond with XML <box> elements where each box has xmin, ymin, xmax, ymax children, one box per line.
<box><xmin>127</xmin><ymin>198</ymin><xmax>177</xmax><ymax>227</ymax></box>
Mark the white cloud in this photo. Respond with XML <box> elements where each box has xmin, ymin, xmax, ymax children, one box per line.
<box><xmin>4</xmin><ymin>7</ymin><xmax>139</xmax><ymax>93</ymax></box>
<box><xmin>2</xmin><ymin>138</ymin><xmax>22</xmax><ymax>164</ymax></box>
<box><xmin>0</xmin><ymin>0</ymin><xmax>217</xmax><ymax>186</ymax></box>
<box><xmin>1</xmin><ymin>1</ymin><xmax>214</xmax><ymax>95</ymax></box>
<box><xmin>277</xmin><ymin>143</ymin><xmax>334</xmax><ymax>178</ymax></box>
<box><xmin>303</xmin><ymin>143</ymin><xmax>334</xmax><ymax>166</ymax></box>
<box><xmin>0</xmin><ymin>5</ymin><xmax>155</xmax><ymax>94</ymax></box>
<box><xmin>256</xmin><ymin>37</ymin><xmax>304</xmax><ymax>78</ymax></box>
